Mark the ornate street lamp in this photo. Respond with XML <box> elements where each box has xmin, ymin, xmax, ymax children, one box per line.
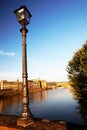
<box><xmin>14</xmin><ymin>5</ymin><xmax>34</xmax><ymax>127</ymax></box>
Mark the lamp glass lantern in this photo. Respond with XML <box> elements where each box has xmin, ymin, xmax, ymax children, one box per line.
<box><xmin>14</xmin><ymin>5</ymin><xmax>32</xmax><ymax>25</ymax></box>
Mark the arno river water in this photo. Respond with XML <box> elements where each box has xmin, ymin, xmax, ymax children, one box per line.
<box><xmin>0</xmin><ymin>87</ymin><xmax>87</xmax><ymax>125</ymax></box>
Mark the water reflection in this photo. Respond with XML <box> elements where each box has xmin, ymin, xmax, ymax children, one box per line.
<box><xmin>30</xmin><ymin>88</ymin><xmax>84</xmax><ymax>124</ymax></box>
<box><xmin>0</xmin><ymin>94</ymin><xmax>22</xmax><ymax>115</ymax></box>
<box><xmin>70</xmin><ymin>85</ymin><xmax>87</xmax><ymax>122</ymax></box>
<box><xmin>30</xmin><ymin>90</ymin><xmax>48</xmax><ymax>104</ymax></box>
<box><xmin>0</xmin><ymin>87</ymin><xmax>87</xmax><ymax>125</ymax></box>
<box><xmin>0</xmin><ymin>100</ymin><xmax>3</xmax><ymax>112</ymax></box>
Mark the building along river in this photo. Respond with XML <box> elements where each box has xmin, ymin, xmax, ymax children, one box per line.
<box><xmin>0</xmin><ymin>87</ymin><xmax>87</xmax><ymax>125</ymax></box>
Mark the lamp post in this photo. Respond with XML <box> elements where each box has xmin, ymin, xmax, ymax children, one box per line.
<box><xmin>14</xmin><ymin>5</ymin><xmax>34</xmax><ymax>127</ymax></box>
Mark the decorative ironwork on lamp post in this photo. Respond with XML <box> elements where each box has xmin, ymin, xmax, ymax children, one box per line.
<box><xmin>14</xmin><ymin>5</ymin><xmax>34</xmax><ymax>127</ymax></box>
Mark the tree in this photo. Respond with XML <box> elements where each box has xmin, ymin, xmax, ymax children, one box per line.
<box><xmin>67</xmin><ymin>41</ymin><xmax>87</xmax><ymax>122</ymax></box>
<box><xmin>67</xmin><ymin>41</ymin><xmax>87</xmax><ymax>87</ymax></box>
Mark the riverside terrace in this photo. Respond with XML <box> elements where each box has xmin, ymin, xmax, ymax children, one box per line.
<box><xmin>0</xmin><ymin>115</ymin><xmax>87</xmax><ymax>130</ymax></box>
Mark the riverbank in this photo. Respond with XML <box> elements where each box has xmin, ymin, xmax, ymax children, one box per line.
<box><xmin>29</xmin><ymin>88</ymin><xmax>47</xmax><ymax>93</ymax></box>
<box><xmin>0</xmin><ymin>114</ymin><xmax>87</xmax><ymax>130</ymax></box>
<box><xmin>0</xmin><ymin>87</ymin><xmax>57</xmax><ymax>99</ymax></box>
<box><xmin>0</xmin><ymin>90</ymin><xmax>20</xmax><ymax>98</ymax></box>
<box><xmin>0</xmin><ymin>114</ymin><xmax>67</xmax><ymax>130</ymax></box>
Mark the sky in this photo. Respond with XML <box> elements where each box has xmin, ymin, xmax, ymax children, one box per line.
<box><xmin>0</xmin><ymin>0</ymin><xmax>87</xmax><ymax>82</ymax></box>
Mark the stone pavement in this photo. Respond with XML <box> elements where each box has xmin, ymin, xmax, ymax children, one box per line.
<box><xmin>0</xmin><ymin>114</ymin><xmax>87</xmax><ymax>130</ymax></box>
<box><xmin>0</xmin><ymin>114</ymin><xmax>66</xmax><ymax>130</ymax></box>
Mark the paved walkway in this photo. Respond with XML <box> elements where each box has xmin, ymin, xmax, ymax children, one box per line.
<box><xmin>0</xmin><ymin>115</ymin><xmax>87</xmax><ymax>130</ymax></box>
<box><xmin>0</xmin><ymin>115</ymin><xmax>66</xmax><ymax>130</ymax></box>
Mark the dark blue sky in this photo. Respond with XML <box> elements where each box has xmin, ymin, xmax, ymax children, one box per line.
<box><xmin>0</xmin><ymin>0</ymin><xmax>87</xmax><ymax>81</ymax></box>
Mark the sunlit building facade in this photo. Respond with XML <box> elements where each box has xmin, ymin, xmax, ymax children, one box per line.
<box><xmin>0</xmin><ymin>79</ymin><xmax>47</xmax><ymax>91</ymax></box>
<box><xmin>0</xmin><ymin>80</ymin><xmax>22</xmax><ymax>91</ymax></box>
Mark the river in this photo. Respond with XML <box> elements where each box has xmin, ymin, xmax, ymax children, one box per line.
<box><xmin>0</xmin><ymin>87</ymin><xmax>87</xmax><ymax>125</ymax></box>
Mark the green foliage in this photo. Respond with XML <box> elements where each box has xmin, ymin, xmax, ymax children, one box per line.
<box><xmin>67</xmin><ymin>41</ymin><xmax>87</xmax><ymax>87</ymax></box>
<box><xmin>67</xmin><ymin>42</ymin><xmax>87</xmax><ymax>120</ymax></box>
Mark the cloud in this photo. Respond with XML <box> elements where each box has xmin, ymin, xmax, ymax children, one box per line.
<box><xmin>0</xmin><ymin>50</ymin><xmax>15</xmax><ymax>56</ymax></box>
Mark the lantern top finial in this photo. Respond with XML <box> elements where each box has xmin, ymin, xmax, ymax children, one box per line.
<box><xmin>14</xmin><ymin>5</ymin><xmax>32</xmax><ymax>25</ymax></box>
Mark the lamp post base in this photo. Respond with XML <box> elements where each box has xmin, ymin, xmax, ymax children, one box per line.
<box><xmin>17</xmin><ymin>117</ymin><xmax>34</xmax><ymax>127</ymax></box>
